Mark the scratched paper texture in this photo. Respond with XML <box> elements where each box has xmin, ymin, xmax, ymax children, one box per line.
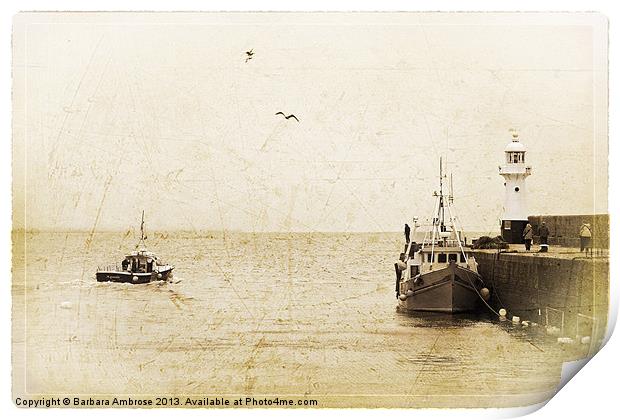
<box><xmin>12</xmin><ymin>13</ymin><xmax>608</xmax><ymax>408</ymax></box>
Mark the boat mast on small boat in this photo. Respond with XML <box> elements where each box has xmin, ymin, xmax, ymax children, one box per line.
<box><xmin>395</xmin><ymin>159</ymin><xmax>490</xmax><ymax>313</ymax></box>
<box><xmin>96</xmin><ymin>211</ymin><xmax>174</xmax><ymax>284</ymax></box>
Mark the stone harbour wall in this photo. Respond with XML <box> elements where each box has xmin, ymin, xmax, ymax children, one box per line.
<box><xmin>472</xmin><ymin>250</ymin><xmax>609</xmax><ymax>343</ymax></box>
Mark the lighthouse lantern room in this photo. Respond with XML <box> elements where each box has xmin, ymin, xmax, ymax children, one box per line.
<box><xmin>499</xmin><ymin>131</ymin><xmax>532</xmax><ymax>243</ymax></box>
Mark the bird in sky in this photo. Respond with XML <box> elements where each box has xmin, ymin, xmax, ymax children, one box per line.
<box><xmin>275</xmin><ymin>112</ymin><xmax>300</xmax><ymax>122</ymax></box>
<box><xmin>245</xmin><ymin>49</ymin><xmax>254</xmax><ymax>63</ymax></box>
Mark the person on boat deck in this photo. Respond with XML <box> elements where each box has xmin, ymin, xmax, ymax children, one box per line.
<box><xmin>538</xmin><ymin>222</ymin><xmax>550</xmax><ymax>247</ymax></box>
<box><xmin>404</xmin><ymin>224</ymin><xmax>411</xmax><ymax>243</ymax></box>
<box><xmin>522</xmin><ymin>223</ymin><xmax>533</xmax><ymax>251</ymax></box>
<box><xmin>579</xmin><ymin>222</ymin><xmax>593</xmax><ymax>256</ymax></box>
<box><xmin>409</xmin><ymin>241</ymin><xmax>419</xmax><ymax>257</ymax></box>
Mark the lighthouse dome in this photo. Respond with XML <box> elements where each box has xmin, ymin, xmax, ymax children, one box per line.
<box><xmin>504</xmin><ymin>132</ymin><xmax>526</xmax><ymax>153</ymax></box>
<box><xmin>505</xmin><ymin>140</ymin><xmax>526</xmax><ymax>152</ymax></box>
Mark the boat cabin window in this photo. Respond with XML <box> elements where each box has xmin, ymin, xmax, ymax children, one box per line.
<box><xmin>427</xmin><ymin>253</ymin><xmax>432</xmax><ymax>263</ymax></box>
<box><xmin>438</xmin><ymin>253</ymin><xmax>447</xmax><ymax>263</ymax></box>
<box><xmin>410</xmin><ymin>266</ymin><xmax>418</xmax><ymax>277</ymax></box>
<box><xmin>448</xmin><ymin>253</ymin><xmax>458</xmax><ymax>263</ymax></box>
<box><xmin>460</xmin><ymin>253</ymin><xmax>467</xmax><ymax>263</ymax></box>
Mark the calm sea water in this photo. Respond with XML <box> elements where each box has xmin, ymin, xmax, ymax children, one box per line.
<box><xmin>13</xmin><ymin>231</ymin><xmax>568</xmax><ymax>408</ymax></box>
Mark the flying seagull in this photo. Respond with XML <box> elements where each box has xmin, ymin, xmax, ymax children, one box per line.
<box><xmin>275</xmin><ymin>112</ymin><xmax>300</xmax><ymax>122</ymax></box>
<box><xmin>245</xmin><ymin>49</ymin><xmax>254</xmax><ymax>63</ymax></box>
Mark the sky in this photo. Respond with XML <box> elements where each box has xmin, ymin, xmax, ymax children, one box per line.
<box><xmin>12</xmin><ymin>12</ymin><xmax>608</xmax><ymax>233</ymax></box>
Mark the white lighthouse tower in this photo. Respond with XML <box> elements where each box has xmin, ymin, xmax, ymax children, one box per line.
<box><xmin>499</xmin><ymin>131</ymin><xmax>532</xmax><ymax>243</ymax></box>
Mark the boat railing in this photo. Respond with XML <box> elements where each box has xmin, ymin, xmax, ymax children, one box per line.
<box><xmin>421</xmin><ymin>238</ymin><xmax>466</xmax><ymax>248</ymax></box>
<box><xmin>97</xmin><ymin>262</ymin><xmax>169</xmax><ymax>273</ymax></box>
<box><xmin>97</xmin><ymin>263</ymin><xmax>125</xmax><ymax>272</ymax></box>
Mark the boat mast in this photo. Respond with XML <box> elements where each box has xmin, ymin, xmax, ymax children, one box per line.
<box><xmin>447</xmin><ymin>200</ymin><xmax>468</xmax><ymax>262</ymax></box>
<box><xmin>430</xmin><ymin>158</ymin><xmax>445</xmax><ymax>262</ymax></box>
<box><xmin>429</xmin><ymin>193</ymin><xmax>439</xmax><ymax>263</ymax></box>
<box><xmin>438</xmin><ymin>157</ymin><xmax>446</xmax><ymax>233</ymax></box>
<box><xmin>424</xmin><ymin>158</ymin><xmax>469</xmax><ymax>260</ymax></box>
<box><xmin>137</xmin><ymin>210</ymin><xmax>147</xmax><ymax>250</ymax></box>
<box><xmin>140</xmin><ymin>210</ymin><xmax>145</xmax><ymax>242</ymax></box>
<box><xmin>442</xmin><ymin>168</ymin><xmax>469</xmax><ymax>260</ymax></box>
<box><xmin>449</xmin><ymin>173</ymin><xmax>454</xmax><ymax>204</ymax></box>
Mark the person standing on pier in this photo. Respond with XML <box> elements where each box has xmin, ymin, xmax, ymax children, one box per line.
<box><xmin>404</xmin><ymin>224</ymin><xmax>411</xmax><ymax>243</ymax></box>
<box><xmin>580</xmin><ymin>222</ymin><xmax>593</xmax><ymax>256</ymax></box>
<box><xmin>522</xmin><ymin>223</ymin><xmax>533</xmax><ymax>251</ymax></box>
<box><xmin>539</xmin><ymin>222</ymin><xmax>550</xmax><ymax>248</ymax></box>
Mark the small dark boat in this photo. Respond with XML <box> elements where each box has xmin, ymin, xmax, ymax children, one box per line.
<box><xmin>395</xmin><ymin>159</ymin><xmax>489</xmax><ymax>313</ymax></box>
<box><xmin>96</xmin><ymin>212</ymin><xmax>174</xmax><ymax>284</ymax></box>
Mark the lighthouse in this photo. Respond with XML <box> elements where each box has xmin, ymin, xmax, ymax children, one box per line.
<box><xmin>499</xmin><ymin>131</ymin><xmax>532</xmax><ymax>243</ymax></box>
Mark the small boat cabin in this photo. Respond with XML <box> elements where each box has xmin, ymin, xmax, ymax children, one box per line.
<box><xmin>404</xmin><ymin>235</ymin><xmax>478</xmax><ymax>281</ymax></box>
<box><xmin>121</xmin><ymin>250</ymin><xmax>160</xmax><ymax>273</ymax></box>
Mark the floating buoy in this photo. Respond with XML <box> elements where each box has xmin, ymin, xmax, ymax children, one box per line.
<box><xmin>60</xmin><ymin>301</ymin><xmax>72</xmax><ymax>309</ymax></box>
<box><xmin>405</xmin><ymin>289</ymin><xmax>414</xmax><ymax>297</ymax></box>
<box><xmin>521</xmin><ymin>321</ymin><xmax>530</xmax><ymax>327</ymax></box>
<box><xmin>557</xmin><ymin>337</ymin><xmax>574</xmax><ymax>344</ymax></box>
<box><xmin>499</xmin><ymin>308</ymin><xmax>507</xmax><ymax>317</ymax></box>
<box><xmin>132</xmin><ymin>276</ymin><xmax>138</xmax><ymax>282</ymax></box>
<box><xmin>398</xmin><ymin>294</ymin><xmax>407</xmax><ymax>301</ymax></box>
<box><xmin>157</xmin><ymin>273</ymin><xmax>162</xmax><ymax>279</ymax></box>
<box><xmin>480</xmin><ymin>288</ymin><xmax>490</xmax><ymax>301</ymax></box>
<box><xmin>511</xmin><ymin>316</ymin><xmax>520</xmax><ymax>324</ymax></box>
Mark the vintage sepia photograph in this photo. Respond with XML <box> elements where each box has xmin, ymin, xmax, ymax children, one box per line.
<box><xmin>11</xmin><ymin>11</ymin><xmax>609</xmax><ymax>410</ymax></box>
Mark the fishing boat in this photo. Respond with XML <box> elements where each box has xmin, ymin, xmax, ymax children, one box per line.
<box><xmin>96</xmin><ymin>212</ymin><xmax>174</xmax><ymax>284</ymax></box>
<box><xmin>395</xmin><ymin>159</ymin><xmax>490</xmax><ymax>313</ymax></box>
